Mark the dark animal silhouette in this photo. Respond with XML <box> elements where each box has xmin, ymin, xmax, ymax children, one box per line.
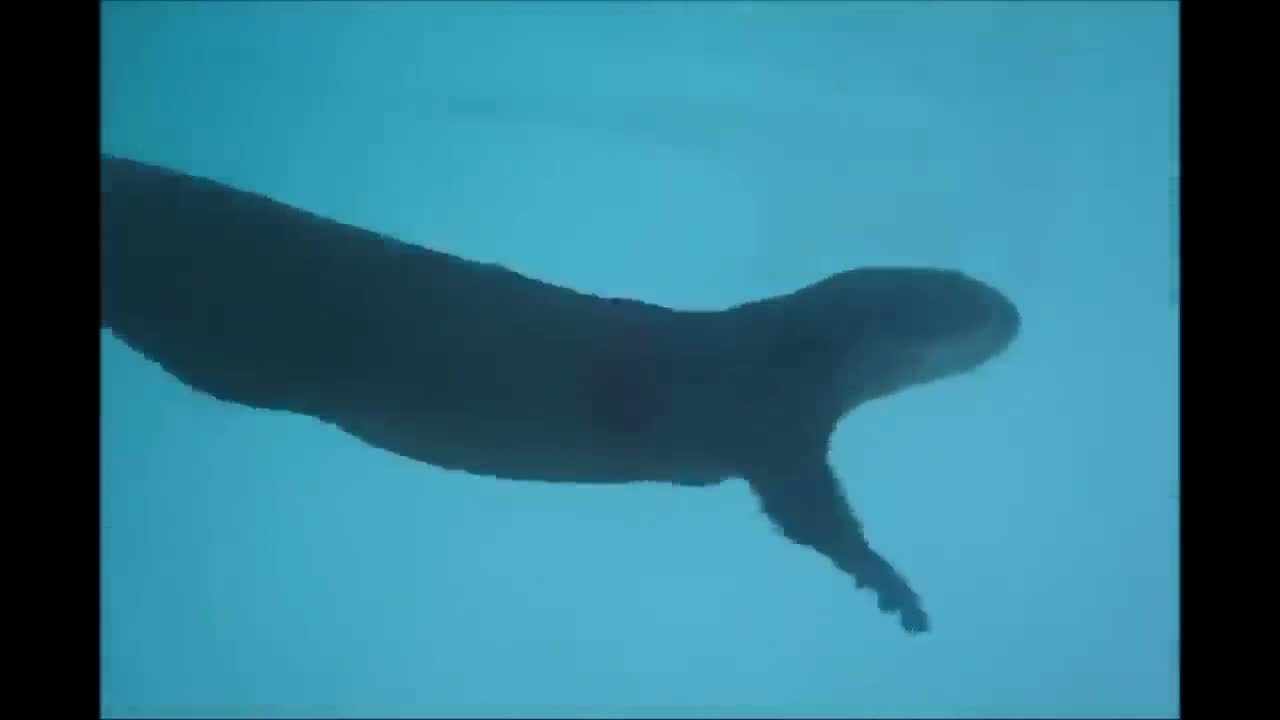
<box><xmin>101</xmin><ymin>155</ymin><xmax>1021</xmax><ymax>634</ymax></box>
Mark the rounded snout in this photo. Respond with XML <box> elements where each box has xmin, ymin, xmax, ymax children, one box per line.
<box><xmin>965</xmin><ymin>272</ymin><xmax>1021</xmax><ymax>357</ymax></box>
<box><xmin>840</xmin><ymin>267</ymin><xmax>1022</xmax><ymax>386</ymax></box>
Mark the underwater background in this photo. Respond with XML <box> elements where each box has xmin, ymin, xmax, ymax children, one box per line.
<box><xmin>99</xmin><ymin>1</ymin><xmax>1180</xmax><ymax>718</ymax></box>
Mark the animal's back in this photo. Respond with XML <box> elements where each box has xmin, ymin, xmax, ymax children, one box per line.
<box><xmin>102</xmin><ymin>156</ymin><xmax>411</xmax><ymax>416</ymax></box>
<box><xmin>100</xmin><ymin>156</ymin><xmax>736</xmax><ymax>484</ymax></box>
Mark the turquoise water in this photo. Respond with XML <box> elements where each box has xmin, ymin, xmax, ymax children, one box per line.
<box><xmin>100</xmin><ymin>2</ymin><xmax>1179</xmax><ymax>717</ymax></box>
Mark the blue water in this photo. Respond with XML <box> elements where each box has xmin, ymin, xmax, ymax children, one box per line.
<box><xmin>100</xmin><ymin>2</ymin><xmax>1180</xmax><ymax>717</ymax></box>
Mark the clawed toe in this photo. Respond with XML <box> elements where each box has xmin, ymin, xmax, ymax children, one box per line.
<box><xmin>854</xmin><ymin>553</ymin><xmax>929</xmax><ymax>634</ymax></box>
<box><xmin>899</xmin><ymin>604</ymin><xmax>930</xmax><ymax>634</ymax></box>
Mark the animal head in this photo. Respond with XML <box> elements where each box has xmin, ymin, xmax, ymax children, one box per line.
<box><xmin>745</xmin><ymin>267</ymin><xmax>1021</xmax><ymax>423</ymax></box>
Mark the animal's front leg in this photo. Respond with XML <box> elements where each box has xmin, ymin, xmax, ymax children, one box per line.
<box><xmin>745</xmin><ymin>456</ymin><xmax>930</xmax><ymax>634</ymax></box>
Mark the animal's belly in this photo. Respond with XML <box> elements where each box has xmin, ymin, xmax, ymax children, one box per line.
<box><xmin>345</xmin><ymin>347</ymin><xmax>700</xmax><ymax>482</ymax></box>
<box><xmin>320</xmin><ymin>290</ymin><xmax>730</xmax><ymax>486</ymax></box>
<box><xmin>331</xmin><ymin>394</ymin><xmax>705</xmax><ymax>485</ymax></box>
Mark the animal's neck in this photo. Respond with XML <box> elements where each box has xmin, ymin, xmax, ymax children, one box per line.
<box><xmin>694</xmin><ymin>303</ymin><xmax>847</xmax><ymax>480</ymax></box>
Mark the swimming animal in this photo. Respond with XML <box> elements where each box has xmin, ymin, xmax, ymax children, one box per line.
<box><xmin>100</xmin><ymin>154</ymin><xmax>1021</xmax><ymax>634</ymax></box>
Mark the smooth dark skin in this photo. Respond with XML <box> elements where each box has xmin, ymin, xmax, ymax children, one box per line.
<box><xmin>101</xmin><ymin>155</ymin><xmax>1020</xmax><ymax>634</ymax></box>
